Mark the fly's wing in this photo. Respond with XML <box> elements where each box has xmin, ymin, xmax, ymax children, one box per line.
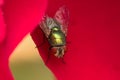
<box><xmin>46</xmin><ymin>16</ymin><xmax>58</xmax><ymax>29</ymax></box>
<box><xmin>39</xmin><ymin>16</ymin><xmax>58</xmax><ymax>38</ymax></box>
<box><xmin>39</xmin><ymin>16</ymin><xmax>50</xmax><ymax>38</ymax></box>
<box><xmin>54</xmin><ymin>6</ymin><xmax>69</xmax><ymax>36</ymax></box>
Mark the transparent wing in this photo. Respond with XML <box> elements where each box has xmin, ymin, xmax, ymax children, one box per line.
<box><xmin>54</xmin><ymin>6</ymin><xmax>69</xmax><ymax>36</ymax></box>
<box><xmin>45</xmin><ymin>16</ymin><xmax>58</xmax><ymax>29</ymax></box>
<box><xmin>39</xmin><ymin>16</ymin><xmax>59</xmax><ymax>38</ymax></box>
<box><xmin>39</xmin><ymin>16</ymin><xmax>50</xmax><ymax>38</ymax></box>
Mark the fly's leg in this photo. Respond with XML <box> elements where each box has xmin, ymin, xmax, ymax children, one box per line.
<box><xmin>45</xmin><ymin>51</ymin><xmax>50</xmax><ymax>64</ymax></box>
<box><xmin>61</xmin><ymin>46</ymin><xmax>66</xmax><ymax>64</ymax></box>
<box><xmin>61</xmin><ymin>57</ymin><xmax>66</xmax><ymax>64</ymax></box>
<box><xmin>45</xmin><ymin>46</ymin><xmax>53</xmax><ymax>64</ymax></box>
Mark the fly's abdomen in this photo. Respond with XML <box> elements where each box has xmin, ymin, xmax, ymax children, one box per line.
<box><xmin>49</xmin><ymin>31</ymin><xmax>66</xmax><ymax>47</ymax></box>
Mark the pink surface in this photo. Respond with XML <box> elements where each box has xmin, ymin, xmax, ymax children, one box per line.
<box><xmin>0</xmin><ymin>8</ymin><xmax>5</xmax><ymax>44</ymax></box>
<box><xmin>31</xmin><ymin>0</ymin><xmax>120</xmax><ymax>80</ymax></box>
<box><xmin>0</xmin><ymin>0</ymin><xmax>47</xmax><ymax>80</ymax></box>
<box><xmin>0</xmin><ymin>0</ymin><xmax>120</xmax><ymax>80</ymax></box>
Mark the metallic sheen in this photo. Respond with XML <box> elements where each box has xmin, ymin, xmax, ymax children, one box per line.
<box><xmin>49</xmin><ymin>27</ymin><xmax>66</xmax><ymax>47</ymax></box>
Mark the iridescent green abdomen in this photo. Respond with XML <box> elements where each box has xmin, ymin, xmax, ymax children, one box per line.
<box><xmin>48</xmin><ymin>27</ymin><xmax>66</xmax><ymax>47</ymax></box>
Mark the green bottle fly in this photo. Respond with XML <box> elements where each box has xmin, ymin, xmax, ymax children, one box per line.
<box><xmin>39</xmin><ymin>6</ymin><xmax>69</xmax><ymax>59</ymax></box>
<box><xmin>49</xmin><ymin>27</ymin><xmax>66</xmax><ymax>47</ymax></box>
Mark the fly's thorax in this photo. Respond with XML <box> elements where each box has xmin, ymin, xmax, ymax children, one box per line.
<box><xmin>48</xmin><ymin>27</ymin><xmax>66</xmax><ymax>47</ymax></box>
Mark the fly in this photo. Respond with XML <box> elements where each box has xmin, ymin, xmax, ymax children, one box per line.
<box><xmin>39</xmin><ymin>6</ymin><xmax>69</xmax><ymax>61</ymax></box>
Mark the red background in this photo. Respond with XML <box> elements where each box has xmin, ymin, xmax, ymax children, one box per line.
<box><xmin>31</xmin><ymin>0</ymin><xmax>120</xmax><ymax>80</ymax></box>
